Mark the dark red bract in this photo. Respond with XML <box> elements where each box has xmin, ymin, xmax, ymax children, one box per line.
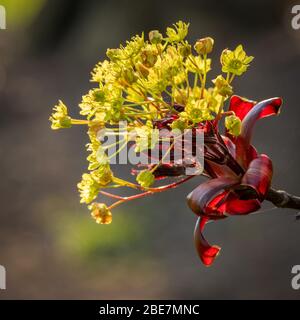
<box><xmin>187</xmin><ymin>95</ymin><xmax>282</xmax><ymax>266</ymax></box>
<box><xmin>133</xmin><ymin>95</ymin><xmax>282</xmax><ymax>266</ymax></box>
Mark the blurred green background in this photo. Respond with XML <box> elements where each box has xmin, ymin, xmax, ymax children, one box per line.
<box><xmin>0</xmin><ymin>0</ymin><xmax>300</xmax><ymax>299</ymax></box>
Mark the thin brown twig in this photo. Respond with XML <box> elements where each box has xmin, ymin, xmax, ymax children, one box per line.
<box><xmin>266</xmin><ymin>188</ymin><xmax>300</xmax><ymax>210</ymax></box>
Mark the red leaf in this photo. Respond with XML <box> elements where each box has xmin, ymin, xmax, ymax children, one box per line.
<box><xmin>194</xmin><ymin>217</ymin><xmax>221</xmax><ymax>266</ymax></box>
<box><xmin>234</xmin><ymin>97</ymin><xmax>282</xmax><ymax>168</ymax></box>
<box><xmin>234</xmin><ymin>137</ymin><xmax>258</xmax><ymax>169</ymax></box>
<box><xmin>205</xmin><ymin>159</ymin><xmax>238</xmax><ymax>179</ymax></box>
<box><xmin>240</xmin><ymin>97</ymin><xmax>282</xmax><ymax>146</ymax></box>
<box><xmin>240</xmin><ymin>154</ymin><xmax>273</xmax><ymax>200</ymax></box>
<box><xmin>221</xmin><ymin>135</ymin><xmax>236</xmax><ymax>158</ymax></box>
<box><xmin>225</xmin><ymin>192</ymin><xmax>261</xmax><ymax>215</ymax></box>
<box><xmin>187</xmin><ymin>177</ymin><xmax>239</xmax><ymax>217</ymax></box>
<box><xmin>228</xmin><ymin>95</ymin><xmax>256</xmax><ymax>121</ymax></box>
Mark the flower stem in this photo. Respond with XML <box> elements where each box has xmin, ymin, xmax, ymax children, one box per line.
<box><xmin>201</xmin><ymin>53</ymin><xmax>207</xmax><ymax>98</ymax></box>
<box><xmin>108</xmin><ymin>175</ymin><xmax>195</xmax><ymax>210</ymax></box>
<box><xmin>71</xmin><ymin>119</ymin><xmax>90</xmax><ymax>125</ymax></box>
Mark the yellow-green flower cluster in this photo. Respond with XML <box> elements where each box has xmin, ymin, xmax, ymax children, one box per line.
<box><xmin>77</xmin><ymin>164</ymin><xmax>113</xmax><ymax>204</ymax></box>
<box><xmin>49</xmin><ymin>21</ymin><xmax>254</xmax><ymax>221</ymax></box>
<box><xmin>77</xmin><ymin>125</ymin><xmax>113</xmax><ymax>204</ymax></box>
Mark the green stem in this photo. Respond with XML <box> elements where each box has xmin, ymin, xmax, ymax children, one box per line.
<box><xmin>201</xmin><ymin>53</ymin><xmax>207</xmax><ymax>98</ymax></box>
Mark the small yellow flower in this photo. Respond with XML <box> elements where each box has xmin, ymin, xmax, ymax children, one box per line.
<box><xmin>89</xmin><ymin>202</ymin><xmax>112</xmax><ymax>224</ymax></box>
<box><xmin>212</xmin><ymin>75</ymin><xmax>233</xmax><ymax>97</ymax></box>
<box><xmin>166</xmin><ymin>21</ymin><xmax>189</xmax><ymax>42</ymax></box>
<box><xmin>178</xmin><ymin>42</ymin><xmax>192</xmax><ymax>58</ymax></box>
<box><xmin>221</xmin><ymin>45</ymin><xmax>254</xmax><ymax>76</ymax></box>
<box><xmin>204</xmin><ymin>88</ymin><xmax>223</xmax><ymax>113</ymax></box>
<box><xmin>93</xmin><ymin>164</ymin><xmax>113</xmax><ymax>186</ymax></box>
<box><xmin>186</xmin><ymin>55</ymin><xmax>211</xmax><ymax>74</ymax></box>
<box><xmin>173</xmin><ymin>88</ymin><xmax>188</xmax><ymax>106</ymax></box>
<box><xmin>134</xmin><ymin>125</ymin><xmax>159</xmax><ymax>152</ymax></box>
<box><xmin>77</xmin><ymin>165</ymin><xmax>112</xmax><ymax>204</ymax></box>
<box><xmin>181</xmin><ymin>99</ymin><xmax>213</xmax><ymax>124</ymax></box>
<box><xmin>49</xmin><ymin>100</ymin><xmax>72</xmax><ymax>130</ymax></box>
<box><xmin>77</xmin><ymin>173</ymin><xmax>100</xmax><ymax>203</ymax></box>
<box><xmin>77</xmin><ymin>173</ymin><xmax>100</xmax><ymax>204</ymax></box>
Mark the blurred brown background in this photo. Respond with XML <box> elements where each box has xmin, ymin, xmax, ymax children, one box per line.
<box><xmin>0</xmin><ymin>0</ymin><xmax>300</xmax><ymax>299</ymax></box>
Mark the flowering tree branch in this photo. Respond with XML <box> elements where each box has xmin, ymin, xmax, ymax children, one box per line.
<box><xmin>49</xmin><ymin>21</ymin><xmax>298</xmax><ymax>267</ymax></box>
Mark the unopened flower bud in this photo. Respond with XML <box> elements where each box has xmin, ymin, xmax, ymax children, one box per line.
<box><xmin>122</xmin><ymin>68</ymin><xmax>138</xmax><ymax>85</ymax></box>
<box><xmin>194</xmin><ymin>37</ymin><xmax>214</xmax><ymax>55</ymax></box>
<box><xmin>171</xmin><ymin>119</ymin><xmax>187</xmax><ymax>132</ymax></box>
<box><xmin>141</xmin><ymin>49</ymin><xmax>158</xmax><ymax>68</ymax></box>
<box><xmin>136</xmin><ymin>170</ymin><xmax>155</xmax><ymax>188</ymax></box>
<box><xmin>136</xmin><ymin>62</ymin><xmax>149</xmax><ymax>78</ymax></box>
<box><xmin>178</xmin><ymin>43</ymin><xmax>191</xmax><ymax>58</ymax></box>
<box><xmin>212</xmin><ymin>75</ymin><xmax>233</xmax><ymax>97</ymax></box>
<box><xmin>149</xmin><ymin>30</ymin><xmax>163</xmax><ymax>44</ymax></box>
<box><xmin>225</xmin><ymin>115</ymin><xmax>241</xmax><ymax>136</ymax></box>
<box><xmin>89</xmin><ymin>202</ymin><xmax>112</xmax><ymax>224</ymax></box>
